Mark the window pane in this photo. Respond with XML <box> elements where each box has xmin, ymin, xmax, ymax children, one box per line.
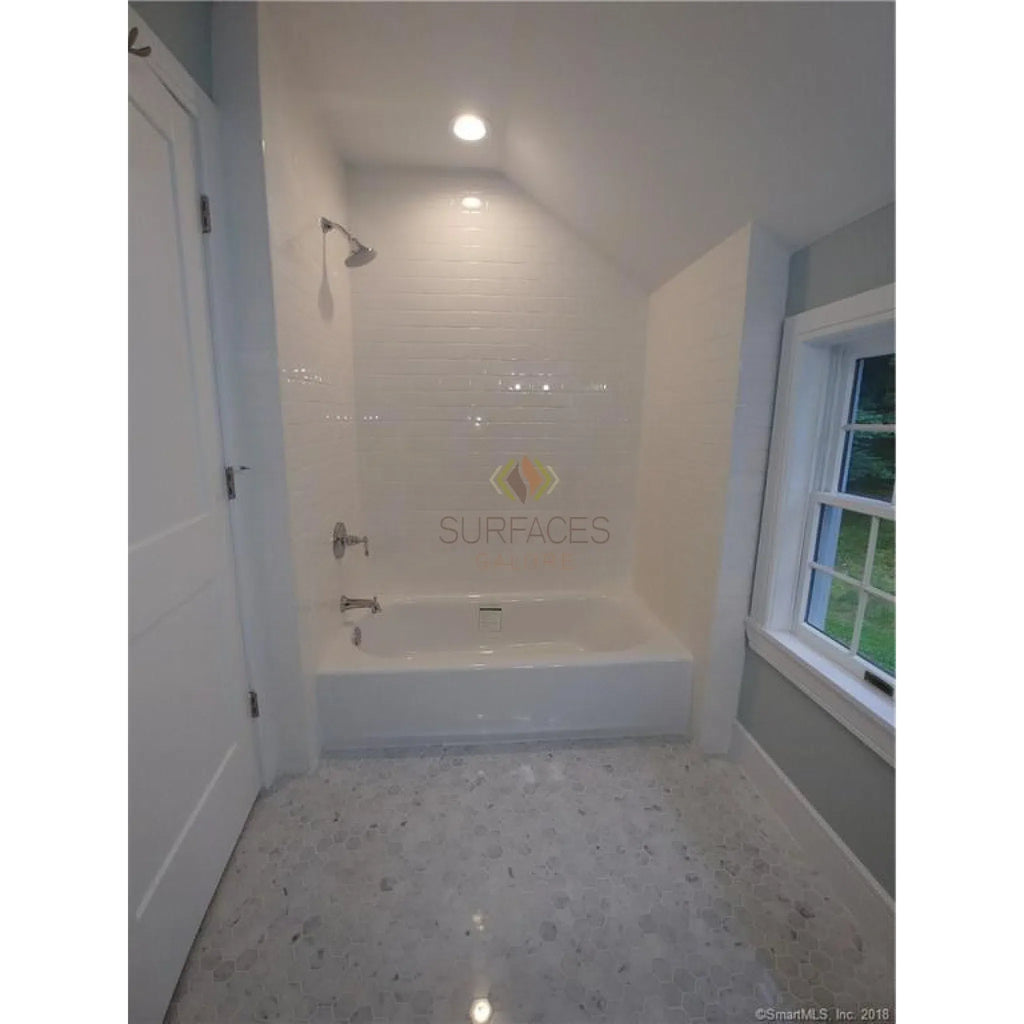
<box><xmin>858</xmin><ymin>597</ymin><xmax>895</xmax><ymax>677</ymax></box>
<box><xmin>870</xmin><ymin>518</ymin><xmax>895</xmax><ymax>595</ymax></box>
<box><xmin>840</xmin><ymin>430</ymin><xmax>895</xmax><ymax>501</ymax></box>
<box><xmin>813</xmin><ymin>505</ymin><xmax>871</xmax><ymax>580</ymax></box>
<box><xmin>806</xmin><ymin>570</ymin><xmax>859</xmax><ymax>649</ymax></box>
<box><xmin>850</xmin><ymin>354</ymin><xmax>895</xmax><ymax>425</ymax></box>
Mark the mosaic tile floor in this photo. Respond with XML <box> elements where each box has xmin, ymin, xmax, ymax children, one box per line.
<box><xmin>167</xmin><ymin>739</ymin><xmax>894</xmax><ymax>1023</ymax></box>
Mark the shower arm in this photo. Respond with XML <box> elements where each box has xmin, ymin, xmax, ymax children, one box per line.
<box><xmin>321</xmin><ymin>216</ymin><xmax>377</xmax><ymax>268</ymax></box>
<box><xmin>321</xmin><ymin>216</ymin><xmax>360</xmax><ymax>245</ymax></box>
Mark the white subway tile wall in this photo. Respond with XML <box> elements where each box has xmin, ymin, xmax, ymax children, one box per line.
<box><xmin>633</xmin><ymin>226</ymin><xmax>752</xmax><ymax>652</ymax></box>
<box><xmin>633</xmin><ymin>225</ymin><xmax>790</xmax><ymax>753</ymax></box>
<box><xmin>347</xmin><ymin>168</ymin><xmax>648</xmax><ymax>594</ymax></box>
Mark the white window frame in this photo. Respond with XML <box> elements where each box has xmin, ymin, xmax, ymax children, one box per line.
<box><xmin>748</xmin><ymin>284</ymin><xmax>895</xmax><ymax>765</ymax></box>
<box><xmin>795</xmin><ymin>330</ymin><xmax>895</xmax><ymax>681</ymax></box>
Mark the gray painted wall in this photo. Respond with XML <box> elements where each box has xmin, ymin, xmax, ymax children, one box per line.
<box><xmin>130</xmin><ymin>2</ymin><xmax>213</xmax><ymax>97</ymax></box>
<box><xmin>786</xmin><ymin>203</ymin><xmax>894</xmax><ymax>315</ymax></box>
<box><xmin>738</xmin><ymin>654</ymin><xmax>895</xmax><ymax>894</ymax></box>
<box><xmin>739</xmin><ymin>202</ymin><xmax>895</xmax><ymax>896</ymax></box>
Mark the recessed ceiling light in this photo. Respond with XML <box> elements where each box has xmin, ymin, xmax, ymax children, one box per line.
<box><xmin>452</xmin><ymin>113</ymin><xmax>488</xmax><ymax>142</ymax></box>
<box><xmin>461</xmin><ymin>196</ymin><xmax>484</xmax><ymax>211</ymax></box>
<box><xmin>470</xmin><ymin>998</ymin><xmax>492</xmax><ymax>1023</ymax></box>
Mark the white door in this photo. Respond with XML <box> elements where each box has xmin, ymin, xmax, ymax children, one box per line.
<box><xmin>129</xmin><ymin>58</ymin><xmax>261</xmax><ymax>1024</ymax></box>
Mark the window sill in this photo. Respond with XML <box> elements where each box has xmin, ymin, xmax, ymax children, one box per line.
<box><xmin>745</xmin><ymin>619</ymin><xmax>894</xmax><ymax>766</ymax></box>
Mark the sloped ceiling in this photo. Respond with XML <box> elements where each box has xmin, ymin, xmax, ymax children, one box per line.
<box><xmin>265</xmin><ymin>2</ymin><xmax>894</xmax><ymax>290</ymax></box>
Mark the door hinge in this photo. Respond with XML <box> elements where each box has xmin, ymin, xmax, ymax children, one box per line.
<box><xmin>248</xmin><ymin>690</ymin><xmax>260</xmax><ymax>718</ymax></box>
<box><xmin>224</xmin><ymin>465</ymin><xmax>250</xmax><ymax>500</ymax></box>
<box><xmin>200</xmin><ymin>194</ymin><xmax>212</xmax><ymax>234</ymax></box>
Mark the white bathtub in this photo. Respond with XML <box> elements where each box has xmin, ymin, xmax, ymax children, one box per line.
<box><xmin>317</xmin><ymin>592</ymin><xmax>693</xmax><ymax>750</ymax></box>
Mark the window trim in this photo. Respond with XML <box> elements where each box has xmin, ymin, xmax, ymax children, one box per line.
<box><xmin>749</xmin><ymin>284</ymin><xmax>895</xmax><ymax>763</ymax></box>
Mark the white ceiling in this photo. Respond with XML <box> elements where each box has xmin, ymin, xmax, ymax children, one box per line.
<box><xmin>266</xmin><ymin>2</ymin><xmax>894</xmax><ymax>290</ymax></box>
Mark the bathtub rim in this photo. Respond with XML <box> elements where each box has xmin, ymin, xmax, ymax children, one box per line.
<box><xmin>319</xmin><ymin>588</ymin><xmax>691</xmax><ymax>673</ymax></box>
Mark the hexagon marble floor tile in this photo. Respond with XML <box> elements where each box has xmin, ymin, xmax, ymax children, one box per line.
<box><xmin>167</xmin><ymin>739</ymin><xmax>894</xmax><ymax>1024</ymax></box>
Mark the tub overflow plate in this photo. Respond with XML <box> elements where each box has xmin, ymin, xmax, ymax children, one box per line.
<box><xmin>478</xmin><ymin>606</ymin><xmax>502</xmax><ymax>633</ymax></box>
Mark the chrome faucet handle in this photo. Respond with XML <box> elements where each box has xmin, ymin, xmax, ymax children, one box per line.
<box><xmin>333</xmin><ymin>521</ymin><xmax>349</xmax><ymax>558</ymax></box>
<box><xmin>333</xmin><ymin>522</ymin><xmax>371</xmax><ymax>559</ymax></box>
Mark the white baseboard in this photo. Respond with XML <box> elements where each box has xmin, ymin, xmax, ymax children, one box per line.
<box><xmin>731</xmin><ymin>721</ymin><xmax>894</xmax><ymax>958</ymax></box>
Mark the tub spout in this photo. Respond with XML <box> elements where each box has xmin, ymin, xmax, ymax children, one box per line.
<box><xmin>340</xmin><ymin>595</ymin><xmax>381</xmax><ymax>614</ymax></box>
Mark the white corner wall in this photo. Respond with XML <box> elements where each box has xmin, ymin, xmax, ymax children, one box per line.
<box><xmin>210</xmin><ymin>2</ymin><xmax>312</xmax><ymax>782</ymax></box>
<box><xmin>346</xmin><ymin>168</ymin><xmax>648</xmax><ymax>595</ymax></box>
<box><xmin>256</xmin><ymin>6</ymin><xmax>364</xmax><ymax>757</ymax></box>
<box><xmin>633</xmin><ymin>224</ymin><xmax>790</xmax><ymax>753</ymax></box>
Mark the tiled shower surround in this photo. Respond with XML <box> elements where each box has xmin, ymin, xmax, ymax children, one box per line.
<box><xmin>168</xmin><ymin>740</ymin><xmax>894</xmax><ymax>1023</ymax></box>
<box><xmin>633</xmin><ymin>225</ymin><xmax>790</xmax><ymax>754</ymax></box>
<box><xmin>347</xmin><ymin>168</ymin><xmax>649</xmax><ymax>595</ymax></box>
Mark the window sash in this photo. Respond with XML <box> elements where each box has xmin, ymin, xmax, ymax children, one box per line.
<box><xmin>812</xmin><ymin>490</ymin><xmax>895</xmax><ymax>520</ymax></box>
<box><xmin>799</xmin><ymin>501</ymin><xmax>895</xmax><ymax>650</ymax></box>
<box><xmin>807</xmin><ymin>561</ymin><xmax>895</xmax><ymax>605</ymax></box>
<box><xmin>795</xmin><ymin>337</ymin><xmax>895</xmax><ymax>683</ymax></box>
<box><xmin>842</xmin><ymin>423</ymin><xmax>895</xmax><ymax>438</ymax></box>
<box><xmin>794</xmin><ymin>618</ymin><xmax>896</xmax><ymax>689</ymax></box>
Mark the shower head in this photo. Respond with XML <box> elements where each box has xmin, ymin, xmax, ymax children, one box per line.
<box><xmin>320</xmin><ymin>216</ymin><xmax>377</xmax><ymax>267</ymax></box>
<box><xmin>344</xmin><ymin>241</ymin><xmax>377</xmax><ymax>268</ymax></box>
